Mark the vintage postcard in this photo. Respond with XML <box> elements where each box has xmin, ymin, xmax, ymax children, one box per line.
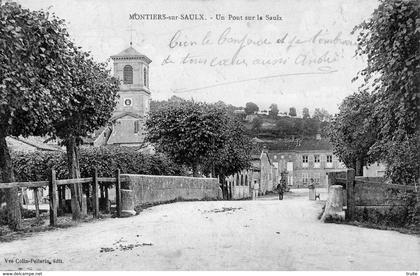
<box><xmin>0</xmin><ymin>0</ymin><xmax>419</xmax><ymax>273</ymax></box>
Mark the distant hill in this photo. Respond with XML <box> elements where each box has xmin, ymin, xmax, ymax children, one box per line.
<box><xmin>239</xmin><ymin>114</ymin><xmax>330</xmax><ymax>140</ymax></box>
<box><xmin>150</xmin><ymin>99</ymin><xmax>330</xmax><ymax>141</ymax></box>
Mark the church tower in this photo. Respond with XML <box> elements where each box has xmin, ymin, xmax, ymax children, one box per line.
<box><xmin>106</xmin><ymin>46</ymin><xmax>152</xmax><ymax>146</ymax></box>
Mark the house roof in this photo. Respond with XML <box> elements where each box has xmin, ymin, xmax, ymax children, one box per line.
<box><xmin>251</xmin><ymin>137</ymin><xmax>265</xmax><ymax>143</ymax></box>
<box><xmin>296</xmin><ymin>139</ymin><xmax>332</xmax><ymax>151</ymax></box>
<box><xmin>110</xmin><ymin>47</ymin><xmax>152</xmax><ymax>63</ymax></box>
<box><xmin>7</xmin><ymin>136</ymin><xmax>63</xmax><ymax>152</ymax></box>
<box><xmin>82</xmin><ymin>126</ymin><xmax>108</xmax><ymax>144</ymax></box>
<box><xmin>110</xmin><ymin>112</ymin><xmax>142</xmax><ymax>122</ymax></box>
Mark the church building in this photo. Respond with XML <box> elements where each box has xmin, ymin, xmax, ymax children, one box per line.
<box><xmin>85</xmin><ymin>46</ymin><xmax>152</xmax><ymax>147</ymax></box>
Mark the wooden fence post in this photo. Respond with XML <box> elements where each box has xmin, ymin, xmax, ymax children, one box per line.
<box><xmin>58</xmin><ymin>186</ymin><xmax>64</xmax><ymax>214</ymax></box>
<box><xmin>115</xmin><ymin>169</ymin><xmax>122</xmax><ymax>217</ymax></box>
<box><xmin>92</xmin><ymin>168</ymin><xmax>99</xmax><ymax>218</ymax></box>
<box><xmin>33</xmin><ymin>188</ymin><xmax>40</xmax><ymax>220</ymax></box>
<box><xmin>346</xmin><ymin>168</ymin><xmax>355</xmax><ymax>221</ymax></box>
<box><xmin>49</xmin><ymin>169</ymin><xmax>58</xmax><ymax>226</ymax></box>
<box><xmin>104</xmin><ymin>184</ymin><xmax>109</xmax><ymax>213</ymax></box>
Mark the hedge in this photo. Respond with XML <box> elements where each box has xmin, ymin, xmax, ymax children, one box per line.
<box><xmin>8</xmin><ymin>146</ymin><xmax>186</xmax><ymax>182</ymax></box>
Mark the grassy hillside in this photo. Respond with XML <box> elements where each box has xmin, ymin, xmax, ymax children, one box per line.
<box><xmin>241</xmin><ymin>114</ymin><xmax>329</xmax><ymax>140</ymax></box>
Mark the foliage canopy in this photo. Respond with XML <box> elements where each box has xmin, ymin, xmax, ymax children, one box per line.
<box><xmin>146</xmin><ymin>100</ymin><xmax>251</xmax><ymax>177</ymax></box>
<box><xmin>329</xmin><ymin>0</ymin><xmax>420</xmax><ymax>183</ymax></box>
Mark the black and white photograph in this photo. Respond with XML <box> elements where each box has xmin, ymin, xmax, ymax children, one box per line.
<box><xmin>0</xmin><ymin>0</ymin><xmax>419</xmax><ymax>273</ymax></box>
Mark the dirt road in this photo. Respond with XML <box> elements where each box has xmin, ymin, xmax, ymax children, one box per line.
<box><xmin>0</xmin><ymin>189</ymin><xmax>419</xmax><ymax>270</ymax></box>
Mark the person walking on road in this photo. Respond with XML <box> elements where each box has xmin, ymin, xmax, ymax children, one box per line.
<box><xmin>276</xmin><ymin>182</ymin><xmax>284</xmax><ymax>200</ymax></box>
<box><xmin>252</xmin><ymin>180</ymin><xmax>259</xmax><ymax>200</ymax></box>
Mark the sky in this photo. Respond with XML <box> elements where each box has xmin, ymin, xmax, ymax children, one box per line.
<box><xmin>17</xmin><ymin>0</ymin><xmax>379</xmax><ymax>115</ymax></box>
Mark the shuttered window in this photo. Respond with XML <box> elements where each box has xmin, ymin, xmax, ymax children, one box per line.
<box><xmin>123</xmin><ymin>65</ymin><xmax>133</xmax><ymax>84</ymax></box>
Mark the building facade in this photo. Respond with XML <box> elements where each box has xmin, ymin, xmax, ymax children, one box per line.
<box><xmin>107</xmin><ymin>46</ymin><xmax>152</xmax><ymax>146</ymax></box>
<box><xmin>84</xmin><ymin>46</ymin><xmax>152</xmax><ymax>147</ymax></box>
<box><xmin>268</xmin><ymin>139</ymin><xmax>346</xmax><ymax>188</ymax></box>
<box><xmin>224</xmin><ymin>149</ymin><xmax>278</xmax><ymax>199</ymax></box>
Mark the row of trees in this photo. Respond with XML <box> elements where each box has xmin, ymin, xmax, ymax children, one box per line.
<box><xmin>1</xmin><ymin>3</ymin><xmax>119</xmax><ymax>229</ymax></box>
<box><xmin>328</xmin><ymin>0</ymin><xmax>419</xmax><ymax>184</ymax></box>
<box><xmin>249</xmin><ymin>117</ymin><xmax>329</xmax><ymax>139</ymax></box>
<box><xmin>244</xmin><ymin>102</ymin><xmax>331</xmax><ymax>121</ymax></box>
<box><xmin>146</xmin><ymin>99</ymin><xmax>252</xmax><ymax>179</ymax></box>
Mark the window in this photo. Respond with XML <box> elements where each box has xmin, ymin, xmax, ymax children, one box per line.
<box><xmin>134</xmin><ymin>120</ymin><xmax>140</xmax><ymax>133</ymax></box>
<box><xmin>327</xmin><ymin>155</ymin><xmax>333</xmax><ymax>163</ymax></box>
<box><xmin>287</xmin><ymin>162</ymin><xmax>293</xmax><ymax>171</ymax></box>
<box><xmin>241</xmin><ymin>175</ymin><xmax>244</xmax><ymax>186</ymax></box>
<box><xmin>302</xmin><ymin>155</ymin><xmax>308</xmax><ymax>168</ymax></box>
<box><xmin>123</xmin><ymin>65</ymin><xmax>133</xmax><ymax>84</ymax></box>
<box><xmin>143</xmin><ymin>68</ymin><xmax>147</xmax><ymax>86</ymax></box>
<box><xmin>314</xmin><ymin>155</ymin><xmax>320</xmax><ymax>168</ymax></box>
<box><xmin>326</xmin><ymin>155</ymin><xmax>333</xmax><ymax>168</ymax></box>
<box><xmin>245</xmin><ymin>175</ymin><xmax>248</xmax><ymax>186</ymax></box>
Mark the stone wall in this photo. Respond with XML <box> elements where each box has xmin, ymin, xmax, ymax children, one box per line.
<box><xmin>352</xmin><ymin>179</ymin><xmax>417</xmax><ymax>224</ymax></box>
<box><xmin>354</xmin><ymin>179</ymin><xmax>406</xmax><ymax>206</ymax></box>
<box><xmin>121</xmin><ymin>174</ymin><xmax>221</xmax><ymax>208</ymax></box>
<box><xmin>327</xmin><ymin>170</ymin><xmax>418</xmax><ymax>226</ymax></box>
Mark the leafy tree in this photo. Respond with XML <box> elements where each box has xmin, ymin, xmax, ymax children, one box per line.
<box><xmin>302</xmin><ymin>108</ymin><xmax>310</xmax><ymax>119</ymax></box>
<box><xmin>244</xmin><ymin>102</ymin><xmax>259</xmax><ymax>115</ymax></box>
<box><xmin>251</xmin><ymin>117</ymin><xmax>263</xmax><ymax>132</ymax></box>
<box><xmin>203</xmin><ymin>115</ymin><xmax>252</xmax><ymax>178</ymax></box>
<box><xmin>150</xmin><ymin>95</ymin><xmax>185</xmax><ymax>113</ymax></box>
<box><xmin>268</xmin><ymin>104</ymin><xmax>279</xmax><ymax>118</ymax></box>
<box><xmin>0</xmin><ymin>3</ymin><xmax>74</xmax><ymax>229</ymax></box>
<box><xmin>313</xmin><ymin>108</ymin><xmax>332</xmax><ymax>122</ymax></box>
<box><xmin>352</xmin><ymin>0</ymin><xmax>420</xmax><ymax>184</ymax></box>
<box><xmin>327</xmin><ymin>92</ymin><xmax>377</xmax><ymax>176</ymax></box>
<box><xmin>146</xmin><ymin>101</ymin><xmax>228</xmax><ymax>176</ymax></box>
<box><xmin>213</xmin><ymin>101</ymin><xmax>246</xmax><ymax>120</ymax></box>
<box><xmin>52</xmin><ymin>49</ymin><xmax>119</xmax><ymax>220</ymax></box>
<box><xmin>288</xmin><ymin>107</ymin><xmax>297</xmax><ymax>117</ymax></box>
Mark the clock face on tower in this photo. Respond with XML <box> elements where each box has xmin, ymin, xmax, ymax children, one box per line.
<box><xmin>124</xmin><ymin>98</ymin><xmax>132</xmax><ymax>106</ymax></box>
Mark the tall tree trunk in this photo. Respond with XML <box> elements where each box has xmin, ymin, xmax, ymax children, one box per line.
<box><xmin>352</xmin><ymin>160</ymin><xmax>357</xmax><ymax>175</ymax></box>
<box><xmin>33</xmin><ymin>188</ymin><xmax>40</xmax><ymax>220</ymax></box>
<box><xmin>192</xmin><ymin>162</ymin><xmax>199</xmax><ymax>177</ymax></box>
<box><xmin>355</xmin><ymin>158</ymin><xmax>364</xmax><ymax>176</ymax></box>
<box><xmin>0</xmin><ymin>135</ymin><xmax>22</xmax><ymax>230</ymax></box>
<box><xmin>65</xmin><ymin>136</ymin><xmax>82</xmax><ymax>220</ymax></box>
<box><xmin>211</xmin><ymin>164</ymin><xmax>216</xmax><ymax>178</ymax></box>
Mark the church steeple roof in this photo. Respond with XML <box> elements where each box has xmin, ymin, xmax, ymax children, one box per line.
<box><xmin>115</xmin><ymin>46</ymin><xmax>142</xmax><ymax>57</ymax></box>
<box><xmin>111</xmin><ymin>46</ymin><xmax>152</xmax><ymax>63</ymax></box>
